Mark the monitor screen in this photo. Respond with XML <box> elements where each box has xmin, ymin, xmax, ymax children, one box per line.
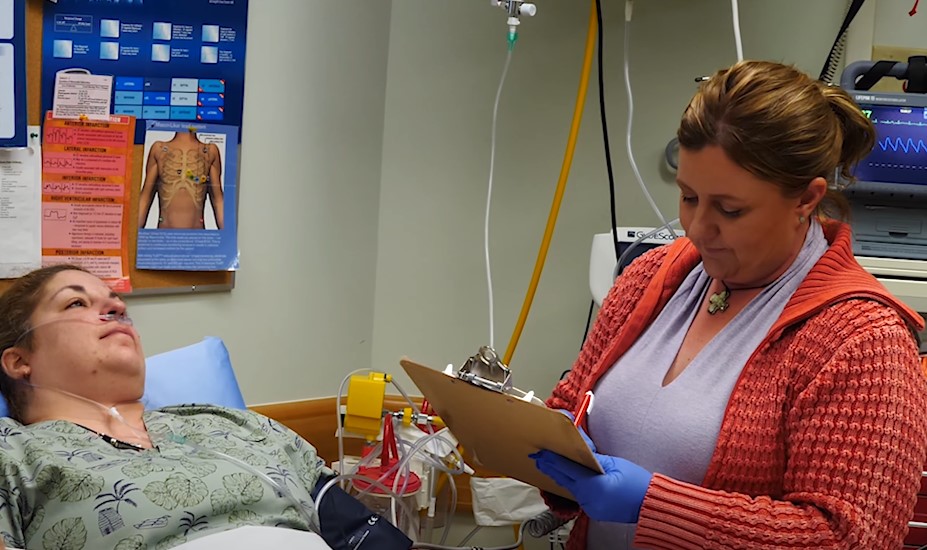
<box><xmin>848</xmin><ymin>91</ymin><xmax>927</xmax><ymax>195</ymax></box>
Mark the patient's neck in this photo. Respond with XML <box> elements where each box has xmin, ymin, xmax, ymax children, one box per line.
<box><xmin>25</xmin><ymin>397</ymin><xmax>150</xmax><ymax>446</ymax></box>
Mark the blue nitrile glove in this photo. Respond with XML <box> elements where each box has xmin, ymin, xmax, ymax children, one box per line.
<box><xmin>557</xmin><ymin>409</ymin><xmax>596</xmax><ymax>452</ymax></box>
<box><xmin>530</xmin><ymin>449</ymin><xmax>652</xmax><ymax>523</ymax></box>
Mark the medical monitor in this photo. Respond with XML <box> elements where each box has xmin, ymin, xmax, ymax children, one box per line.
<box><xmin>847</xmin><ymin>91</ymin><xmax>927</xmax><ymax>199</ymax></box>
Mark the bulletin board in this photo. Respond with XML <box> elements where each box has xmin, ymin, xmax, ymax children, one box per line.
<box><xmin>0</xmin><ymin>0</ymin><xmax>235</xmax><ymax>295</ymax></box>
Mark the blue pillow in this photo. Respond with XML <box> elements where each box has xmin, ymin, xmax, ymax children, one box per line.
<box><xmin>142</xmin><ymin>336</ymin><xmax>247</xmax><ymax>409</ymax></box>
<box><xmin>0</xmin><ymin>336</ymin><xmax>246</xmax><ymax>417</ymax></box>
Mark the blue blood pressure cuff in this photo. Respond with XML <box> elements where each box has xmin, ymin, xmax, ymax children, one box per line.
<box><xmin>312</xmin><ymin>474</ymin><xmax>413</xmax><ymax>550</ymax></box>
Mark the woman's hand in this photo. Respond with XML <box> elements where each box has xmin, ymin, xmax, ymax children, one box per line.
<box><xmin>531</xmin><ymin>449</ymin><xmax>653</xmax><ymax>523</ymax></box>
<box><xmin>557</xmin><ymin>409</ymin><xmax>596</xmax><ymax>452</ymax></box>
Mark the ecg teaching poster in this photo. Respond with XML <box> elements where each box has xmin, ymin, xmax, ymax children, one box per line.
<box><xmin>41</xmin><ymin>0</ymin><xmax>248</xmax><ymax>144</ymax></box>
<box><xmin>41</xmin><ymin>113</ymin><xmax>135</xmax><ymax>292</ymax></box>
<box><xmin>136</xmin><ymin>121</ymin><xmax>239</xmax><ymax>272</ymax></box>
<box><xmin>0</xmin><ymin>0</ymin><xmax>27</xmax><ymax>147</ymax></box>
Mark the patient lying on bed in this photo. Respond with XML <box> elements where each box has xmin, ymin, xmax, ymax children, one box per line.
<box><xmin>0</xmin><ymin>265</ymin><xmax>411</xmax><ymax>550</ymax></box>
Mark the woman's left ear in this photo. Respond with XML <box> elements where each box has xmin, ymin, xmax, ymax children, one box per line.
<box><xmin>1</xmin><ymin>348</ymin><xmax>31</xmax><ymax>381</ymax></box>
<box><xmin>799</xmin><ymin>177</ymin><xmax>828</xmax><ymax>218</ymax></box>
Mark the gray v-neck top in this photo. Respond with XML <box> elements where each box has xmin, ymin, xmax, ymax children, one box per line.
<box><xmin>585</xmin><ymin>221</ymin><xmax>827</xmax><ymax>549</ymax></box>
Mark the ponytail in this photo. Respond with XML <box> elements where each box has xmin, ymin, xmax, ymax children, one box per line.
<box><xmin>817</xmin><ymin>84</ymin><xmax>876</xmax><ymax>219</ymax></box>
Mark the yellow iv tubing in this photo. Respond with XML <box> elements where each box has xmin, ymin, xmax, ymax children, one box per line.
<box><xmin>503</xmin><ymin>0</ymin><xmax>599</xmax><ymax>367</ymax></box>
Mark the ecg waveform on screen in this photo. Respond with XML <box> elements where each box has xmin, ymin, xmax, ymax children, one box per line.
<box><xmin>877</xmin><ymin>137</ymin><xmax>927</xmax><ymax>154</ymax></box>
<box><xmin>872</xmin><ymin>118</ymin><xmax>927</xmax><ymax>127</ymax></box>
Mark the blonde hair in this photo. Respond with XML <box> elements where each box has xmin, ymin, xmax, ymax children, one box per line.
<box><xmin>677</xmin><ymin>60</ymin><xmax>875</xmax><ymax>219</ymax></box>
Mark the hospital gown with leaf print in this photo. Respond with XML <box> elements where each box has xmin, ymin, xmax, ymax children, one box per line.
<box><xmin>0</xmin><ymin>405</ymin><xmax>330</xmax><ymax>549</ymax></box>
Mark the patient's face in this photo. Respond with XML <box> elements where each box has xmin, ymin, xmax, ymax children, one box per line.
<box><xmin>25</xmin><ymin>270</ymin><xmax>145</xmax><ymax>401</ymax></box>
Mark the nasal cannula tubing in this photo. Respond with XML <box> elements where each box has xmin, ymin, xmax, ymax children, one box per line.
<box><xmin>12</xmin><ymin>312</ymin><xmax>134</xmax><ymax>348</ymax></box>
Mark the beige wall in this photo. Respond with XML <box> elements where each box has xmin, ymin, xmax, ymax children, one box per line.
<box><xmin>126</xmin><ymin>1</ymin><xmax>856</xmax><ymax>404</ymax></box>
<box><xmin>127</xmin><ymin>0</ymin><xmax>392</xmax><ymax>404</ymax></box>
<box><xmin>372</xmin><ymin>0</ymin><xmax>847</xmax><ymax>399</ymax></box>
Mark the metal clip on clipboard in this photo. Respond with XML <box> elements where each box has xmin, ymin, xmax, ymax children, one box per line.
<box><xmin>457</xmin><ymin>346</ymin><xmax>513</xmax><ymax>393</ymax></box>
<box><xmin>455</xmin><ymin>346</ymin><xmax>543</xmax><ymax>405</ymax></box>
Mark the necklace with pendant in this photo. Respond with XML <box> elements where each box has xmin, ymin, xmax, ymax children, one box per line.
<box><xmin>707</xmin><ymin>281</ymin><xmax>731</xmax><ymax>315</ymax></box>
<box><xmin>77</xmin><ymin>424</ymin><xmax>147</xmax><ymax>451</ymax></box>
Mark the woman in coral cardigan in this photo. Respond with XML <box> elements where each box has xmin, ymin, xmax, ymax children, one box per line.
<box><xmin>533</xmin><ymin>60</ymin><xmax>927</xmax><ymax>549</ymax></box>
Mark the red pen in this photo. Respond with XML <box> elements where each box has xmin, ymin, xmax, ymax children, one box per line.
<box><xmin>573</xmin><ymin>391</ymin><xmax>595</xmax><ymax>427</ymax></box>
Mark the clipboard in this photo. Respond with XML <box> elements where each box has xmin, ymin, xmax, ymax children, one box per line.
<box><xmin>400</xmin><ymin>357</ymin><xmax>604</xmax><ymax>500</ymax></box>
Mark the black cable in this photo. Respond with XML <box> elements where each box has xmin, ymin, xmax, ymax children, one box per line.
<box><xmin>818</xmin><ymin>0</ymin><xmax>867</xmax><ymax>83</ymax></box>
<box><xmin>579</xmin><ymin>299</ymin><xmax>595</xmax><ymax>349</ymax></box>
<box><xmin>594</xmin><ymin>0</ymin><xmax>621</xmax><ymax>265</ymax></box>
<box><xmin>525</xmin><ymin>510</ymin><xmax>570</xmax><ymax>538</ymax></box>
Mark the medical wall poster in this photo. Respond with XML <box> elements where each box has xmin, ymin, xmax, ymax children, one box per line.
<box><xmin>0</xmin><ymin>0</ymin><xmax>27</xmax><ymax>147</ymax></box>
<box><xmin>136</xmin><ymin>121</ymin><xmax>239</xmax><ymax>272</ymax></box>
<box><xmin>42</xmin><ymin>113</ymin><xmax>135</xmax><ymax>292</ymax></box>
<box><xmin>41</xmin><ymin>0</ymin><xmax>249</xmax><ymax>144</ymax></box>
<box><xmin>0</xmin><ymin>127</ymin><xmax>41</xmax><ymax>278</ymax></box>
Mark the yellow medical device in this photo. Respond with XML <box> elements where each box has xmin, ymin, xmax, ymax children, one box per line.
<box><xmin>343</xmin><ymin>372</ymin><xmax>390</xmax><ymax>441</ymax></box>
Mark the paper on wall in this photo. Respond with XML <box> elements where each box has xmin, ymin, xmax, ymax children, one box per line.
<box><xmin>53</xmin><ymin>72</ymin><xmax>113</xmax><ymax>120</ymax></box>
<box><xmin>0</xmin><ymin>127</ymin><xmax>41</xmax><ymax>278</ymax></box>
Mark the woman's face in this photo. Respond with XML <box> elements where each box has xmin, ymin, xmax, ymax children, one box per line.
<box><xmin>23</xmin><ymin>269</ymin><xmax>145</xmax><ymax>402</ymax></box>
<box><xmin>676</xmin><ymin>145</ymin><xmax>819</xmax><ymax>287</ymax></box>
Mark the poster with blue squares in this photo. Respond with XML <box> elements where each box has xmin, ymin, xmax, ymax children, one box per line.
<box><xmin>0</xmin><ymin>0</ymin><xmax>27</xmax><ymax>147</ymax></box>
<box><xmin>41</xmin><ymin>0</ymin><xmax>248</xmax><ymax>144</ymax></box>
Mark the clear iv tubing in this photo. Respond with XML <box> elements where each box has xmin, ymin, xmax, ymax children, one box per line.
<box><xmin>334</xmin><ymin>371</ymin><xmax>464</xmax><ymax>542</ymax></box>
<box><xmin>335</xmin><ymin>369</ymin><xmax>429</xmax><ymax>486</ymax></box>
<box><xmin>316</xmin><ymin>426</ymin><xmax>464</xmax><ymax>538</ymax></box>
<box><xmin>410</xmin><ymin>521</ymin><xmax>530</xmax><ymax>550</ymax></box>
<box><xmin>349</xmin><ymin>420</ymin><xmax>464</xmax><ymax>507</ymax></box>
<box><xmin>335</xmin><ymin>367</ymin><xmax>373</xmax><ymax>487</ymax></box>
<box><xmin>313</xmin><ymin>472</ymin><xmax>420</xmax><ymax>535</ymax></box>
<box><xmin>623</xmin><ymin>5</ymin><xmax>670</xmax><ymax>232</ymax></box>
<box><xmin>339</xmin><ymin>428</ymin><xmax>460</xmax><ymax>544</ymax></box>
<box><xmin>501</xmin><ymin>0</ymin><xmax>597</xmax><ymax>366</ymax></box>
<box><xmin>394</xmin><ymin>429</ymin><xmax>462</xmax><ymax>544</ymax></box>
<box><xmin>23</xmin><ymin>381</ymin><xmax>322</xmax><ymax>533</ymax></box>
<box><xmin>365</xmin><ymin>433</ymin><xmax>460</xmax><ymax>544</ymax></box>
<box><xmin>342</xmin><ymin>412</ymin><xmax>464</xmax><ymax>531</ymax></box>
<box><xmin>731</xmin><ymin>0</ymin><xmax>744</xmax><ymax>62</ymax></box>
<box><xmin>485</xmin><ymin>47</ymin><xmax>515</xmax><ymax>349</ymax></box>
<box><xmin>390</xmin><ymin>378</ymin><xmax>462</xmax><ymax>544</ymax></box>
<box><xmin>615</xmin><ymin>218</ymin><xmax>681</xmax><ymax>277</ymax></box>
<box><xmin>336</xmin><ymin>369</ymin><xmax>440</xmax><ymax>477</ymax></box>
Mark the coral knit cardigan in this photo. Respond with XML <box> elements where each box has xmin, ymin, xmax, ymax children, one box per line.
<box><xmin>546</xmin><ymin>221</ymin><xmax>927</xmax><ymax>550</ymax></box>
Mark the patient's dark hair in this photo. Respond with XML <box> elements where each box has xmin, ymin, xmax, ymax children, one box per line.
<box><xmin>0</xmin><ymin>264</ymin><xmax>90</xmax><ymax>422</ymax></box>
